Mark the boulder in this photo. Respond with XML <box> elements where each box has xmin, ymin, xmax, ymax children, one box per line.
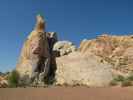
<box><xmin>0</xmin><ymin>76</ymin><xmax>8</xmax><ymax>88</ymax></box>
<box><xmin>53</xmin><ymin>41</ymin><xmax>77</xmax><ymax>56</ymax></box>
<box><xmin>55</xmin><ymin>51</ymin><xmax>113</xmax><ymax>87</ymax></box>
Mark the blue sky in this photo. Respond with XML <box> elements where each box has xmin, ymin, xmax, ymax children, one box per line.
<box><xmin>0</xmin><ymin>0</ymin><xmax>133</xmax><ymax>72</ymax></box>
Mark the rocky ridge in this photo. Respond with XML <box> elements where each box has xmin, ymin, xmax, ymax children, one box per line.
<box><xmin>13</xmin><ymin>15</ymin><xmax>133</xmax><ymax>87</ymax></box>
<box><xmin>79</xmin><ymin>34</ymin><xmax>133</xmax><ymax>75</ymax></box>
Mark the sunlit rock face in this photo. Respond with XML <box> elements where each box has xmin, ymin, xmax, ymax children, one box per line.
<box><xmin>53</xmin><ymin>39</ymin><xmax>113</xmax><ymax>87</ymax></box>
<box><xmin>16</xmin><ymin>15</ymin><xmax>50</xmax><ymax>85</ymax></box>
<box><xmin>55</xmin><ymin>34</ymin><xmax>133</xmax><ymax>87</ymax></box>
<box><xmin>53</xmin><ymin>41</ymin><xmax>77</xmax><ymax>56</ymax></box>
<box><xmin>55</xmin><ymin>51</ymin><xmax>113</xmax><ymax>87</ymax></box>
<box><xmin>0</xmin><ymin>73</ymin><xmax>8</xmax><ymax>88</ymax></box>
<box><xmin>79</xmin><ymin>34</ymin><xmax>114</xmax><ymax>57</ymax></box>
<box><xmin>15</xmin><ymin>14</ymin><xmax>133</xmax><ymax>87</ymax></box>
<box><xmin>79</xmin><ymin>34</ymin><xmax>133</xmax><ymax>75</ymax></box>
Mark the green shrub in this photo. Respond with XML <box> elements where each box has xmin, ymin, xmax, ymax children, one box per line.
<box><xmin>8</xmin><ymin>70</ymin><xmax>19</xmax><ymax>88</ymax></box>
<box><xmin>121</xmin><ymin>79</ymin><xmax>132</xmax><ymax>87</ymax></box>
<box><xmin>110</xmin><ymin>79</ymin><xmax>118</xmax><ymax>86</ymax></box>
<box><xmin>126</xmin><ymin>73</ymin><xmax>133</xmax><ymax>81</ymax></box>
<box><xmin>121</xmin><ymin>73</ymin><xmax>133</xmax><ymax>87</ymax></box>
<box><xmin>114</xmin><ymin>75</ymin><xmax>125</xmax><ymax>82</ymax></box>
<box><xmin>110</xmin><ymin>74</ymin><xmax>133</xmax><ymax>87</ymax></box>
<box><xmin>110</xmin><ymin>75</ymin><xmax>125</xmax><ymax>86</ymax></box>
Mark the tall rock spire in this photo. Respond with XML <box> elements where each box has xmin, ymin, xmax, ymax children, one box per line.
<box><xmin>16</xmin><ymin>15</ymin><xmax>50</xmax><ymax>86</ymax></box>
<box><xmin>28</xmin><ymin>15</ymin><xmax>46</xmax><ymax>39</ymax></box>
<box><xmin>34</xmin><ymin>14</ymin><xmax>45</xmax><ymax>32</ymax></box>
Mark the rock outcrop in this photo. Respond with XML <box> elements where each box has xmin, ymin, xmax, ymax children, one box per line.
<box><xmin>79</xmin><ymin>34</ymin><xmax>133</xmax><ymax>75</ymax></box>
<box><xmin>16</xmin><ymin>15</ymin><xmax>51</xmax><ymax>85</ymax></box>
<box><xmin>54</xmin><ymin>34</ymin><xmax>133</xmax><ymax>87</ymax></box>
<box><xmin>0</xmin><ymin>76</ymin><xmax>8</xmax><ymax>88</ymax></box>
<box><xmin>53</xmin><ymin>41</ymin><xmax>77</xmax><ymax>56</ymax></box>
<box><xmin>55</xmin><ymin>52</ymin><xmax>113</xmax><ymax>87</ymax></box>
<box><xmin>16</xmin><ymin>15</ymin><xmax>133</xmax><ymax>87</ymax></box>
<box><xmin>79</xmin><ymin>34</ymin><xmax>114</xmax><ymax>57</ymax></box>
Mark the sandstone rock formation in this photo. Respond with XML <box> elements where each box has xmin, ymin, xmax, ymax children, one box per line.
<box><xmin>54</xmin><ymin>34</ymin><xmax>133</xmax><ymax>87</ymax></box>
<box><xmin>16</xmin><ymin>15</ymin><xmax>51</xmax><ymax>85</ymax></box>
<box><xmin>79</xmin><ymin>34</ymin><xmax>133</xmax><ymax>75</ymax></box>
<box><xmin>53</xmin><ymin>41</ymin><xmax>77</xmax><ymax>56</ymax></box>
<box><xmin>79</xmin><ymin>34</ymin><xmax>114</xmax><ymax>57</ymax></box>
<box><xmin>55</xmin><ymin>52</ymin><xmax>113</xmax><ymax>87</ymax></box>
<box><xmin>0</xmin><ymin>75</ymin><xmax>8</xmax><ymax>88</ymax></box>
<box><xmin>15</xmin><ymin>15</ymin><xmax>133</xmax><ymax>87</ymax></box>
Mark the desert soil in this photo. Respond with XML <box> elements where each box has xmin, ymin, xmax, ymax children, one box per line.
<box><xmin>0</xmin><ymin>86</ymin><xmax>133</xmax><ymax>100</ymax></box>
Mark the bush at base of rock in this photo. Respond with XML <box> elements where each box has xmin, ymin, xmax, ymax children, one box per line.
<box><xmin>8</xmin><ymin>70</ymin><xmax>19</xmax><ymax>88</ymax></box>
<box><xmin>110</xmin><ymin>74</ymin><xmax>133</xmax><ymax>87</ymax></box>
<box><xmin>121</xmin><ymin>79</ymin><xmax>132</xmax><ymax>87</ymax></box>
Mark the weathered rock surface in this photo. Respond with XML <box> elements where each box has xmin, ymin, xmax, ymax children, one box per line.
<box><xmin>53</xmin><ymin>41</ymin><xmax>77</xmax><ymax>56</ymax></box>
<box><xmin>16</xmin><ymin>15</ymin><xmax>50</xmax><ymax>85</ymax></box>
<box><xmin>55</xmin><ymin>52</ymin><xmax>113</xmax><ymax>87</ymax></box>
<box><xmin>79</xmin><ymin>34</ymin><xmax>114</xmax><ymax>57</ymax></box>
<box><xmin>79</xmin><ymin>34</ymin><xmax>133</xmax><ymax>75</ymax></box>
<box><xmin>15</xmin><ymin>15</ymin><xmax>133</xmax><ymax>87</ymax></box>
<box><xmin>0</xmin><ymin>75</ymin><xmax>8</xmax><ymax>88</ymax></box>
<box><xmin>54</xmin><ymin>34</ymin><xmax>133</xmax><ymax>87</ymax></box>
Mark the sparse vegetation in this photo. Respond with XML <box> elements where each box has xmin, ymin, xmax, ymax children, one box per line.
<box><xmin>121</xmin><ymin>79</ymin><xmax>132</xmax><ymax>87</ymax></box>
<box><xmin>8</xmin><ymin>70</ymin><xmax>19</xmax><ymax>88</ymax></box>
<box><xmin>121</xmin><ymin>73</ymin><xmax>133</xmax><ymax>87</ymax></box>
<box><xmin>110</xmin><ymin>75</ymin><xmax>124</xmax><ymax>86</ymax></box>
<box><xmin>126</xmin><ymin>73</ymin><xmax>133</xmax><ymax>81</ymax></box>
<box><xmin>109</xmin><ymin>79</ymin><xmax>118</xmax><ymax>86</ymax></box>
<box><xmin>113</xmin><ymin>75</ymin><xmax>125</xmax><ymax>82</ymax></box>
<box><xmin>110</xmin><ymin>74</ymin><xmax>133</xmax><ymax>87</ymax></box>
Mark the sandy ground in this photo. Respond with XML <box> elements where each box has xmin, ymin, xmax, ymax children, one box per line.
<box><xmin>0</xmin><ymin>86</ymin><xmax>133</xmax><ymax>100</ymax></box>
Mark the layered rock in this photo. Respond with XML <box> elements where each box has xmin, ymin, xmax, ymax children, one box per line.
<box><xmin>79</xmin><ymin>34</ymin><xmax>114</xmax><ymax>57</ymax></box>
<box><xmin>79</xmin><ymin>34</ymin><xmax>133</xmax><ymax>75</ymax></box>
<box><xmin>16</xmin><ymin>15</ymin><xmax>50</xmax><ymax>85</ymax></box>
